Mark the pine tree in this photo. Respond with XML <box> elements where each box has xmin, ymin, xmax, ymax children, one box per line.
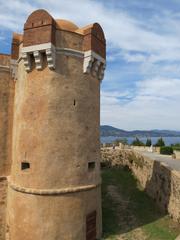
<box><xmin>131</xmin><ymin>137</ymin><xmax>145</xmax><ymax>146</ymax></box>
<box><xmin>155</xmin><ymin>137</ymin><xmax>165</xmax><ymax>147</ymax></box>
<box><xmin>146</xmin><ymin>138</ymin><xmax>152</xmax><ymax>146</ymax></box>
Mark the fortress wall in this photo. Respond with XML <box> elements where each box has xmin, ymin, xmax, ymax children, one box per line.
<box><xmin>0</xmin><ymin>54</ymin><xmax>14</xmax><ymax>240</ymax></box>
<box><xmin>0</xmin><ymin>177</ymin><xmax>7</xmax><ymax>240</ymax></box>
<box><xmin>101</xmin><ymin>148</ymin><xmax>180</xmax><ymax>222</ymax></box>
<box><xmin>130</xmin><ymin>145</ymin><xmax>160</xmax><ymax>153</ymax></box>
<box><xmin>174</xmin><ymin>150</ymin><xmax>180</xmax><ymax>160</ymax></box>
<box><xmin>0</xmin><ymin>54</ymin><xmax>14</xmax><ymax>177</ymax></box>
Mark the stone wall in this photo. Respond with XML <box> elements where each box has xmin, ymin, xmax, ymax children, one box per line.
<box><xmin>174</xmin><ymin>150</ymin><xmax>180</xmax><ymax>160</ymax></box>
<box><xmin>0</xmin><ymin>54</ymin><xmax>14</xmax><ymax>177</ymax></box>
<box><xmin>0</xmin><ymin>177</ymin><xmax>7</xmax><ymax>240</ymax></box>
<box><xmin>101</xmin><ymin>148</ymin><xmax>180</xmax><ymax>222</ymax></box>
<box><xmin>130</xmin><ymin>145</ymin><xmax>160</xmax><ymax>153</ymax></box>
<box><xmin>0</xmin><ymin>54</ymin><xmax>14</xmax><ymax>240</ymax></box>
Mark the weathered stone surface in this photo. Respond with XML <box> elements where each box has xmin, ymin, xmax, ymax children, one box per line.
<box><xmin>0</xmin><ymin>177</ymin><xmax>7</xmax><ymax>240</ymax></box>
<box><xmin>0</xmin><ymin>54</ymin><xmax>14</xmax><ymax>240</ymax></box>
<box><xmin>0</xmin><ymin>9</ymin><xmax>106</xmax><ymax>240</ymax></box>
<box><xmin>4</xmin><ymin>9</ymin><xmax>106</xmax><ymax>240</ymax></box>
<box><xmin>0</xmin><ymin>54</ymin><xmax>14</xmax><ymax>177</ymax></box>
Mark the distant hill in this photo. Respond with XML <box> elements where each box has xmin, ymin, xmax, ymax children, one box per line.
<box><xmin>100</xmin><ymin>125</ymin><xmax>180</xmax><ymax>137</ymax></box>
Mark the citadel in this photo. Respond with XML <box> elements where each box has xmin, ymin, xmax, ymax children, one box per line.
<box><xmin>0</xmin><ymin>9</ymin><xmax>106</xmax><ymax>240</ymax></box>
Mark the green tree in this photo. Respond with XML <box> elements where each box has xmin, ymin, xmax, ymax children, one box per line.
<box><xmin>154</xmin><ymin>137</ymin><xmax>165</xmax><ymax>147</ymax></box>
<box><xmin>146</xmin><ymin>138</ymin><xmax>152</xmax><ymax>147</ymax></box>
<box><xmin>131</xmin><ymin>137</ymin><xmax>145</xmax><ymax>146</ymax></box>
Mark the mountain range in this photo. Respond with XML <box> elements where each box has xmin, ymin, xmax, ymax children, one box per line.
<box><xmin>100</xmin><ymin>125</ymin><xmax>180</xmax><ymax>137</ymax></box>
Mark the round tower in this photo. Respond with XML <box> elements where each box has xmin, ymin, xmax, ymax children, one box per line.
<box><xmin>7</xmin><ymin>9</ymin><xmax>106</xmax><ymax>240</ymax></box>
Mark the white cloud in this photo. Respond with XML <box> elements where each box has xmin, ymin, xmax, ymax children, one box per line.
<box><xmin>123</xmin><ymin>52</ymin><xmax>147</xmax><ymax>63</ymax></box>
<box><xmin>101</xmin><ymin>77</ymin><xmax>180</xmax><ymax>130</ymax></box>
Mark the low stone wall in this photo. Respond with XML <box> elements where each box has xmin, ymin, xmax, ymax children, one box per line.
<box><xmin>103</xmin><ymin>144</ymin><xmax>161</xmax><ymax>153</ymax></box>
<box><xmin>174</xmin><ymin>150</ymin><xmax>180</xmax><ymax>160</ymax></box>
<box><xmin>101</xmin><ymin>148</ymin><xmax>180</xmax><ymax>223</ymax></box>
<box><xmin>0</xmin><ymin>177</ymin><xmax>7</xmax><ymax>240</ymax></box>
<box><xmin>130</xmin><ymin>145</ymin><xmax>160</xmax><ymax>153</ymax></box>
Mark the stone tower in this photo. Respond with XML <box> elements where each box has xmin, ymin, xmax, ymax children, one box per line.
<box><xmin>7</xmin><ymin>9</ymin><xmax>106</xmax><ymax>240</ymax></box>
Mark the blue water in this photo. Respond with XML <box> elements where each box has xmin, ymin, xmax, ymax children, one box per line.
<box><xmin>101</xmin><ymin>136</ymin><xmax>180</xmax><ymax>146</ymax></box>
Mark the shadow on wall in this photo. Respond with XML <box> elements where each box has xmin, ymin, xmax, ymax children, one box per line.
<box><xmin>145</xmin><ymin>161</ymin><xmax>172</xmax><ymax>214</ymax></box>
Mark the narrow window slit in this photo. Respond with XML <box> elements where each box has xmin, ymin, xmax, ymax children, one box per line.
<box><xmin>21</xmin><ymin>162</ymin><xmax>30</xmax><ymax>170</ymax></box>
<box><xmin>73</xmin><ymin>99</ymin><xmax>76</xmax><ymax>106</ymax></box>
<box><xmin>88</xmin><ymin>162</ymin><xmax>95</xmax><ymax>170</ymax></box>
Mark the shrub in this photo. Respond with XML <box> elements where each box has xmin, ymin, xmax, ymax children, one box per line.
<box><xmin>173</xmin><ymin>147</ymin><xmax>180</xmax><ymax>151</ymax></box>
<box><xmin>171</xmin><ymin>143</ymin><xmax>180</xmax><ymax>151</ymax></box>
<box><xmin>160</xmin><ymin>146</ymin><xmax>173</xmax><ymax>155</ymax></box>
<box><xmin>101</xmin><ymin>160</ymin><xmax>112</xmax><ymax>168</ymax></box>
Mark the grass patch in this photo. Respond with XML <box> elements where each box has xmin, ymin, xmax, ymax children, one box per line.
<box><xmin>102</xmin><ymin>168</ymin><xmax>180</xmax><ymax>240</ymax></box>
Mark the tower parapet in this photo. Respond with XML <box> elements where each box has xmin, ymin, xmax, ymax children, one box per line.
<box><xmin>19</xmin><ymin>9</ymin><xmax>106</xmax><ymax>79</ymax></box>
<box><xmin>7</xmin><ymin>9</ymin><xmax>106</xmax><ymax>240</ymax></box>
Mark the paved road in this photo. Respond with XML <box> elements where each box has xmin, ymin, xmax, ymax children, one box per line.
<box><xmin>137</xmin><ymin>151</ymin><xmax>180</xmax><ymax>171</ymax></box>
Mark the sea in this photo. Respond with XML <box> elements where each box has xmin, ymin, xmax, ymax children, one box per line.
<box><xmin>100</xmin><ymin>136</ymin><xmax>180</xmax><ymax>146</ymax></box>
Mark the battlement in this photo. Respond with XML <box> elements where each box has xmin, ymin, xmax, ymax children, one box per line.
<box><xmin>10</xmin><ymin>9</ymin><xmax>106</xmax><ymax>80</ymax></box>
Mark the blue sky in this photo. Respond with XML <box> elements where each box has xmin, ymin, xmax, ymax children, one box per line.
<box><xmin>1</xmin><ymin>0</ymin><xmax>180</xmax><ymax>130</ymax></box>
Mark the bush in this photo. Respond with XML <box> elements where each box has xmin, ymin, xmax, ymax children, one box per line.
<box><xmin>160</xmin><ymin>146</ymin><xmax>173</xmax><ymax>155</ymax></box>
<box><xmin>101</xmin><ymin>160</ymin><xmax>112</xmax><ymax>168</ymax></box>
<box><xmin>173</xmin><ymin>147</ymin><xmax>180</xmax><ymax>151</ymax></box>
<box><xmin>171</xmin><ymin>143</ymin><xmax>180</xmax><ymax>151</ymax></box>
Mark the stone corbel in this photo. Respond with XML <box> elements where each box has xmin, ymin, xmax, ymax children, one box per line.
<box><xmin>83</xmin><ymin>55</ymin><xmax>94</xmax><ymax>74</ymax></box>
<box><xmin>21</xmin><ymin>43</ymin><xmax>56</xmax><ymax>72</ymax></box>
<box><xmin>22</xmin><ymin>52</ymin><xmax>31</xmax><ymax>72</ymax></box>
<box><xmin>92</xmin><ymin>60</ymin><xmax>101</xmax><ymax>77</ymax></box>
<box><xmin>46</xmin><ymin>47</ymin><xmax>56</xmax><ymax>70</ymax></box>
<box><xmin>83</xmin><ymin>50</ymin><xmax>106</xmax><ymax>80</ymax></box>
<box><xmin>98</xmin><ymin>63</ymin><xmax>106</xmax><ymax>81</ymax></box>
<box><xmin>33</xmin><ymin>51</ymin><xmax>43</xmax><ymax>70</ymax></box>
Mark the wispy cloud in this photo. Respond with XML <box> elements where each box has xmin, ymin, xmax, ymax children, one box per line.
<box><xmin>101</xmin><ymin>77</ymin><xmax>180</xmax><ymax>130</ymax></box>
